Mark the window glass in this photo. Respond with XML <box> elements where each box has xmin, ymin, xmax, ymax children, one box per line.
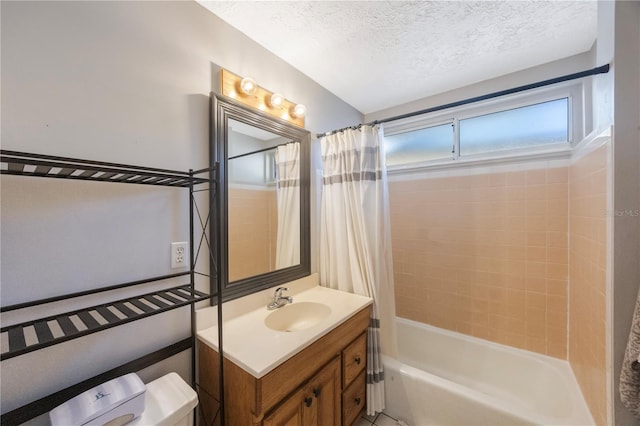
<box><xmin>459</xmin><ymin>98</ymin><xmax>569</xmax><ymax>156</ymax></box>
<box><xmin>384</xmin><ymin>123</ymin><xmax>453</xmax><ymax>166</ymax></box>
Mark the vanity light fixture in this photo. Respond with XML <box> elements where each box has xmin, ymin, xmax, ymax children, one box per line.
<box><xmin>268</xmin><ymin>93</ymin><xmax>285</xmax><ymax>108</ymax></box>
<box><xmin>221</xmin><ymin>69</ymin><xmax>306</xmax><ymax>127</ymax></box>
<box><xmin>239</xmin><ymin>76</ymin><xmax>258</xmax><ymax>95</ymax></box>
<box><xmin>291</xmin><ymin>104</ymin><xmax>307</xmax><ymax>118</ymax></box>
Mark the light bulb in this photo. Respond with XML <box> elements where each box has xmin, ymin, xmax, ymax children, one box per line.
<box><xmin>269</xmin><ymin>93</ymin><xmax>285</xmax><ymax>108</ymax></box>
<box><xmin>239</xmin><ymin>77</ymin><xmax>257</xmax><ymax>95</ymax></box>
<box><xmin>291</xmin><ymin>104</ymin><xmax>306</xmax><ymax>118</ymax></box>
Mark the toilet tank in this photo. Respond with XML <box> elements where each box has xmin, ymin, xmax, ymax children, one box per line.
<box><xmin>131</xmin><ymin>372</ymin><xmax>198</xmax><ymax>426</ymax></box>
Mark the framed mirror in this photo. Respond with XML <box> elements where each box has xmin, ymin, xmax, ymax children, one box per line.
<box><xmin>211</xmin><ymin>93</ymin><xmax>310</xmax><ymax>301</ymax></box>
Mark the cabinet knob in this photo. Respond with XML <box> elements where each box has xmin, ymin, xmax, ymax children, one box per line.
<box><xmin>312</xmin><ymin>387</ymin><xmax>321</xmax><ymax>398</ymax></box>
<box><xmin>355</xmin><ymin>356</ymin><xmax>361</xmax><ymax>365</ymax></box>
<box><xmin>354</xmin><ymin>397</ymin><xmax>361</xmax><ymax>406</ymax></box>
<box><xmin>305</xmin><ymin>397</ymin><xmax>313</xmax><ymax>407</ymax></box>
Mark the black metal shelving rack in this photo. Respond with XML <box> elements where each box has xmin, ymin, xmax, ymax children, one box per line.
<box><xmin>0</xmin><ymin>149</ymin><xmax>221</xmax><ymax>424</ymax></box>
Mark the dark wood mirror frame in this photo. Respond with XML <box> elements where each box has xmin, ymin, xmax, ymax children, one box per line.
<box><xmin>210</xmin><ymin>93</ymin><xmax>311</xmax><ymax>302</ymax></box>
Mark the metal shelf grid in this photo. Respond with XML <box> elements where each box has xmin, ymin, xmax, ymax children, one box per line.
<box><xmin>1</xmin><ymin>284</ymin><xmax>210</xmax><ymax>360</ymax></box>
<box><xmin>0</xmin><ymin>150</ymin><xmax>209</xmax><ymax>187</ymax></box>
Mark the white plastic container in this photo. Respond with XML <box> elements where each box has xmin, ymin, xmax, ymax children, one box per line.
<box><xmin>49</xmin><ymin>373</ymin><xmax>146</xmax><ymax>426</ymax></box>
<box><xmin>49</xmin><ymin>372</ymin><xmax>198</xmax><ymax>426</ymax></box>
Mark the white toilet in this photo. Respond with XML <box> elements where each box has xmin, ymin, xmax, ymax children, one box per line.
<box><xmin>130</xmin><ymin>372</ymin><xmax>198</xmax><ymax>426</ymax></box>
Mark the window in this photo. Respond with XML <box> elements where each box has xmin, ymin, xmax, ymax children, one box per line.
<box><xmin>459</xmin><ymin>98</ymin><xmax>569</xmax><ymax>156</ymax></box>
<box><xmin>383</xmin><ymin>84</ymin><xmax>581</xmax><ymax>169</ymax></box>
<box><xmin>385</xmin><ymin>123</ymin><xmax>453</xmax><ymax>166</ymax></box>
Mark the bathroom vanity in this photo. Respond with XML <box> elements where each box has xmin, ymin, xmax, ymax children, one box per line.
<box><xmin>197</xmin><ymin>280</ymin><xmax>372</xmax><ymax>426</ymax></box>
<box><xmin>204</xmin><ymin>91</ymin><xmax>371</xmax><ymax>425</ymax></box>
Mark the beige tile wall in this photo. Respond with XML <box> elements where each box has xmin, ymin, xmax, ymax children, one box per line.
<box><xmin>568</xmin><ymin>145</ymin><xmax>608</xmax><ymax>425</ymax></box>
<box><xmin>390</xmin><ymin>166</ymin><xmax>569</xmax><ymax>358</ymax></box>
<box><xmin>228</xmin><ymin>187</ymin><xmax>277</xmax><ymax>282</ymax></box>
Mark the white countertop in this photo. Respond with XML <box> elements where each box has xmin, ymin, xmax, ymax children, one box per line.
<box><xmin>197</xmin><ymin>278</ymin><xmax>372</xmax><ymax>379</ymax></box>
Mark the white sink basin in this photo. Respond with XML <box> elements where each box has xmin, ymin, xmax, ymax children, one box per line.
<box><xmin>264</xmin><ymin>302</ymin><xmax>331</xmax><ymax>332</ymax></box>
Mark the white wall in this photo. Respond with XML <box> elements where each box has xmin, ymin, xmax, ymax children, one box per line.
<box><xmin>0</xmin><ymin>0</ymin><xmax>361</xmax><ymax>420</ymax></box>
<box><xmin>364</xmin><ymin>51</ymin><xmax>595</xmax><ymax>127</ymax></box>
<box><xmin>592</xmin><ymin>0</ymin><xmax>615</xmax><ymax>136</ymax></box>
<box><xmin>612</xmin><ymin>1</ymin><xmax>640</xmax><ymax>425</ymax></box>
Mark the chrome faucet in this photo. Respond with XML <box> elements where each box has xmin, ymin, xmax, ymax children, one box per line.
<box><xmin>267</xmin><ymin>287</ymin><xmax>293</xmax><ymax>310</ymax></box>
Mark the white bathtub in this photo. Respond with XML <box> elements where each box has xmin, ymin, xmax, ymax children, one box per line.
<box><xmin>383</xmin><ymin>318</ymin><xmax>594</xmax><ymax>426</ymax></box>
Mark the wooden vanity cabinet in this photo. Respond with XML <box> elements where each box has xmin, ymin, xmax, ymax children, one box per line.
<box><xmin>198</xmin><ymin>305</ymin><xmax>370</xmax><ymax>426</ymax></box>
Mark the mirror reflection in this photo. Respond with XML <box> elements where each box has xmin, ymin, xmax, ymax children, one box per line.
<box><xmin>227</xmin><ymin>119</ymin><xmax>300</xmax><ymax>281</ymax></box>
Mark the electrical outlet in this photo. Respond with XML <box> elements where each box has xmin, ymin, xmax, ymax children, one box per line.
<box><xmin>171</xmin><ymin>242</ymin><xmax>188</xmax><ymax>269</ymax></box>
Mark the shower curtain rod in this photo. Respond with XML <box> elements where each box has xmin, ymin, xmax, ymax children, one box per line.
<box><xmin>316</xmin><ymin>63</ymin><xmax>610</xmax><ymax>139</ymax></box>
<box><xmin>228</xmin><ymin>141</ymin><xmax>292</xmax><ymax>160</ymax></box>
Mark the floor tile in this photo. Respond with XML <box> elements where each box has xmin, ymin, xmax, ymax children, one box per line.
<box><xmin>354</xmin><ymin>417</ymin><xmax>374</xmax><ymax>426</ymax></box>
<box><xmin>363</xmin><ymin>412</ymin><xmax>379</xmax><ymax>422</ymax></box>
<box><xmin>375</xmin><ymin>412</ymin><xmax>400</xmax><ymax>426</ymax></box>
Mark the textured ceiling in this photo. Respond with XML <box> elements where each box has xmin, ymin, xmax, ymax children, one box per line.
<box><xmin>198</xmin><ymin>1</ymin><xmax>597</xmax><ymax>114</ymax></box>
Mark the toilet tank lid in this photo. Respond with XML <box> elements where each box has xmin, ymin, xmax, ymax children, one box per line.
<box><xmin>130</xmin><ymin>372</ymin><xmax>198</xmax><ymax>425</ymax></box>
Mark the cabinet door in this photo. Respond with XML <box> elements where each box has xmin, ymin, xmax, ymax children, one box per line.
<box><xmin>262</xmin><ymin>386</ymin><xmax>307</xmax><ymax>426</ymax></box>
<box><xmin>304</xmin><ymin>356</ymin><xmax>341</xmax><ymax>426</ymax></box>
<box><xmin>263</xmin><ymin>357</ymin><xmax>341</xmax><ymax>426</ymax></box>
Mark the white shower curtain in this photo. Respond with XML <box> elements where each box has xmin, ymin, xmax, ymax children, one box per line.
<box><xmin>275</xmin><ymin>142</ymin><xmax>300</xmax><ymax>269</ymax></box>
<box><xmin>319</xmin><ymin>125</ymin><xmax>397</xmax><ymax>416</ymax></box>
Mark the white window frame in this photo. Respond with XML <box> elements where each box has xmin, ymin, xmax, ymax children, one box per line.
<box><xmin>383</xmin><ymin>81</ymin><xmax>584</xmax><ymax>172</ymax></box>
